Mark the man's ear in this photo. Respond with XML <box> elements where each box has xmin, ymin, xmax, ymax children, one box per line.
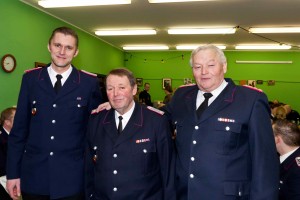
<box><xmin>74</xmin><ymin>49</ymin><xmax>79</xmax><ymax>58</ymax></box>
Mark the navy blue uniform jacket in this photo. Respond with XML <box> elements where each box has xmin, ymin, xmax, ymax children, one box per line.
<box><xmin>279</xmin><ymin>147</ymin><xmax>300</xmax><ymax>200</ymax></box>
<box><xmin>85</xmin><ymin>103</ymin><xmax>176</xmax><ymax>200</ymax></box>
<box><xmin>162</xmin><ymin>78</ymin><xmax>279</xmax><ymax>200</ymax></box>
<box><xmin>0</xmin><ymin>126</ymin><xmax>8</xmax><ymax>176</ymax></box>
<box><xmin>7</xmin><ymin>66</ymin><xmax>102</xmax><ymax>199</ymax></box>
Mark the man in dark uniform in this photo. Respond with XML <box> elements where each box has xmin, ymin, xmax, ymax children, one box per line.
<box><xmin>6</xmin><ymin>27</ymin><xmax>102</xmax><ymax>200</ymax></box>
<box><xmin>272</xmin><ymin>119</ymin><xmax>300</xmax><ymax>200</ymax></box>
<box><xmin>85</xmin><ymin>68</ymin><xmax>175</xmax><ymax>200</ymax></box>
<box><xmin>161</xmin><ymin>45</ymin><xmax>279</xmax><ymax>199</ymax></box>
<box><xmin>0</xmin><ymin>107</ymin><xmax>16</xmax><ymax>200</ymax></box>
<box><xmin>139</xmin><ymin>83</ymin><xmax>153</xmax><ymax>106</ymax></box>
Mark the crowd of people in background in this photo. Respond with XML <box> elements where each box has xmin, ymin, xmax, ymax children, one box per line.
<box><xmin>270</xmin><ymin>99</ymin><xmax>300</xmax><ymax>126</ymax></box>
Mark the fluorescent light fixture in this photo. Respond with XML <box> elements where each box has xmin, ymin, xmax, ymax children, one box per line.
<box><xmin>236</xmin><ymin>60</ymin><xmax>292</xmax><ymax>64</ymax></box>
<box><xmin>38</xmin><ymin>0</ymin><xmax>131</xmax><ymax>8</ymax></box>
<box><xmin>235</xmin><ymin>44</ymin><xmax>291</xmax><ymax>50</ymax></box>
<box><xmin>149</xmin><ymin>0</ymin><xmax>216</xmax><ymax>3</ymax></box>
<box><xmin>176</xmin><ymin>45</ymin><xmax>226</xmax><ymax>50</ymax></box>
<box><xmin>249</xmin><ymin>27</ymin><xmax>300</xmax><ymax>33</ymax></box>
<box><xmin>168</xmin><ymin>28</ymin><xmax>236</xmax><ymax>34</ymax></box>
<box><xmin>95</xmin><ymin>29</ymin><xmax>156</xmax><ymax>36</ymax></box>
<box><xmin>123</xmin><ymin>46</ymin><xmax>169</xmax><ymax>50</ymax></box>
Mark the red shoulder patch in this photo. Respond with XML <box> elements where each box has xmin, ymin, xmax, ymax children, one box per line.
<box><xmin>24</xmin><ymin>67</ymin><xmax>42</xmax><ymax>73</ymax></box>
<box><xmin>147</xmin><ymin>106</ymin><xmax>164</xmax><ymax>115</ymax></box>
<box><xmin>179</xmin><ymin>83</ymin><xmax>196</xmax><ymax>88</ymax></box>
<box><xmin>242</xmin><ymin>85</ymin><xmax>263</xmax><ymax>93</ymax></box>
<box><xmin>80</xmin><ymin>70</ymin><xmax>97</xmax><ymax>77</ymax></box>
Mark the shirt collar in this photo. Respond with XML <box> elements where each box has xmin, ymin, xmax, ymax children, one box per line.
<box><xmin>47</xmin><ymin>65</ymin><xmax>73</xmax><ymax>86</ymax></box>
<box><xmin>115</xmin><ymin>102</ymin><xmax>135</xmax><ymax>129</ymax></box>
<box><xmin>280</xmin><ymin>147</ymin><xmax>299</xmax><ymax>163</ymax></box>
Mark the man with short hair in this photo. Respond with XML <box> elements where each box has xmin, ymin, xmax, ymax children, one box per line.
<box><xmin>85</xmin><ymin>68</ymin><xmax>175</xmax><ymax>199</ymax></box>
<box><xmin>162</xmin><ymin>44</ymin><xmax>279</xmax><ymax>199</ymax></box>
<box><xmin>0</xmin><ymin>107</ymin><xmax>16</xmax><ymax>200</ymax></box>
<box><xmin>139</xmin><ymin>83</ymin><xmax>153</xmax><ymax>106</ymax></box>
<box><xmin>7</xmin><ymin>27</ymin><xmax>102</xmax><ymax>200</ymax></box>
<box><xmin>273</xmin><ymin>119</ymin><xmax>300</xmax><ymax>200</ymax></box>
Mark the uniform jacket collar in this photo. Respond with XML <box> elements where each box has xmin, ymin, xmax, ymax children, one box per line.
<box><xmin>184</xmin><ymin>78</ymin><xmax>237</xmax><ymax>124</ymax></box>
<box><xmin>36</xmin><ymin>65</ymin><xmax>81</xmax><ymax>100</ymax></box>
<box><xmin>101</xmin><ymin>103</ymin><xmax>143</xmax><ymax>146</ymax></box>
<box><xmin>281</xmin><ymin>147</ymin><xmax>300</xmax><ymax>173</ymax></box>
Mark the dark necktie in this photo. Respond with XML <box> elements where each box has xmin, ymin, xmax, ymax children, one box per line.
<box><xmin>196</xmin><ymin>93</ymin><xmax>213</xmax><ymax>119</ymax></box>
<box><xmin>118</xmin><ymin>116</ymin><xmax>123</xmax><ymax>135</ymax></box>
<box><xmin>54</xmin><ymin>74</ymin><xmax>63</xmax><ymax>94</ymax></box>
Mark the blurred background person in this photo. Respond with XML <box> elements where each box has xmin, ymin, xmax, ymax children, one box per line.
<box><xmin>139</xmin><ymin>83</ymin><xmax>153</xmax><ymax>106</ymax></box>
<box><xmin>272</xmin><ymin>119</ymin><xmax>300</xmax><ymax>200</ymax></box>
<box><xmin>0</xmin><ymin>107</ymin><xmax>16</xmax><ymax>200</ymax></box>
<box><xmin>163</xmin><ymin>85</ymin><xmax>173</xmax><ymax>105</ymax></box>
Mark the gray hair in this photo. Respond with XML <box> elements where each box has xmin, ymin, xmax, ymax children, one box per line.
<box><xmin>189</xmin><ymin>44</ymin><xmax>227</xmax><ymax>67</ymax></box>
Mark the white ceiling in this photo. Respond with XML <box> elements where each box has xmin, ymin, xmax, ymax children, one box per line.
<box><xmin>21</xmin><ymin>0</ymin><xmax>300</xmax><ymax>50</ymax></box>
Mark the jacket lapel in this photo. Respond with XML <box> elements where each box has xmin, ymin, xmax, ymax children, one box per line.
<box><xmin>114</xmin><ymin>104</ymin><xmax>143</xmax><ymax>147</ymax></box>
<box><xmin>36</xmin><ymin>67</ymin><xmax>56</xmax><ymax>97</ymax></box>
<box><xmin>198</xmin><ymin>79</ymin><xmax>237</xmax><ymax>123</ymax></box>
<box><xmin>56</xmin><ymin>67</ymin><xmax>80</xmax><ymax>100</ymax></box>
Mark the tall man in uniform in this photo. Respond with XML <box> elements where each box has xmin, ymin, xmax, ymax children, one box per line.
<box><xmin>85</xmin><ymin>68</ymin><xmax>175</xmax><ymax>199</ymax></box>
<box><xmin>161</xmin><ymin>45</ymin><xmax>279</xmax><ymax>199</ymax></box>
<box><xmin>6</xmin><ymin>27</ymin><xmax>102</xmax><ymax>200</ymax></box>
<box><xmin>272</xmin><ymin>119</ymin><xmax>300</xmax><ymax>200</ymax></box>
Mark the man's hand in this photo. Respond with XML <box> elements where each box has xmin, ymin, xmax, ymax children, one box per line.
<box><xmin>7</xmin><ymin>179</ymin><xmax>21</xmax><ymax>200</ymax></box>
<box><xmin>91</xmin><ymin>102</ymin><xmax>111</xmax><ymax>114</ymax></box>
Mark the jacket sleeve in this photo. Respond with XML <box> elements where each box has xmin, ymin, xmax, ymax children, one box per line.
<box><xmin>7</xmin><ymin>74</ymin><xmax>32</xmax><ymax>179</ymax></box>
<box><xmin>156</xmin><ymin>115</ymin><xmax>176</xmax><ymax>200</ymax></box>
<box><xmin>249</xmin><ymin>92</ymin><xmax>279</xmax><ymax>200</ymax></box>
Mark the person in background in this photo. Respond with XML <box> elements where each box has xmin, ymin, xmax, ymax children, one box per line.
<box><xmin>139</xmin><ymin>83</ymin><xmax>153</xmax><ymax>106</ymax></box>
<box><xmin>0</xmin><ymin>107</ymin><xmax>16</xmax><ymax>200</ymax></box>
<box><xmin>163</xmin><ymin>85</ymin><xmax>173</xmax><ymax>105</ymax></box>
<box><xmin>284</xmin><ymin>104</ymin><xmax>300</xmax><ymax>125</ymax></box>
<box><xmin>85</xmin><ymin>68</ymin><xmax>175</xmax><ymax>199</ymax></box>
<box><xmin>161</xmin><ymin>44</ymin><xmax>279</xmax><ymax>199</ymax></box>
<box><xmin>272</xmin><ymin>119</ymin><xmax>300</xmax><ymax>200</ymax></box>
<box><xmin>6</xmin><ymin>26</ymin><xmax>102</xmax><ymax>200</ymax></box>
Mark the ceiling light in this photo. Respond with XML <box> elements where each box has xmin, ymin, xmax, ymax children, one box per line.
<box><xmin>38</xmin><ymin>0</ymin><xmax>131</xmax><ymax>8</ymax></box>
<box><xmin>168</xmin><ymin>28</ymin><xmax>236</xmax><ymax>34</ymax></box>
<box><xmin>123</xmin><ymin>46</ymin><xmax>169</xmax><ymax>50</ymax></box>
<box><xmin>236</xmin><ymin>60</ymin><xmax>292</xmax><ymax>64</ymax></box>
<box><xmin>176</xmin><ymin>45</ymin><xmax>226</xmax><ymax>50</ymax></box>
<box><xmin>235</xmin><ymin>44</ymin><xmax>291</xmax><ymax>50</ymax></box>
<box><xmin>149</xmin><ymin>0</ymin><xmax>216</xmax><ymax>3</ymax></box>
<box><xmin>95</xmin><ymin>29</ymin><xmax>156</xmax><ymax>36</ymax></box>
<box><xmin>249</xmin><ymin>27</ymin><xmax>300</xmax><ymax>33</ymax></box>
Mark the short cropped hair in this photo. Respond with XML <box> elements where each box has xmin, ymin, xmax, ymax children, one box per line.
<box><xmin>189</xmin><ymin>44</ymin><xmax>227</xmax><ymax>67</ymax></box>
<box><xmin>106</xmin><ymin>68</ymin><xmax>136</xmax><ymax>88</ymax></box>
<box><xmin>273</xmin><ymin>119</ymin><xmax>300</xmax><ymax>146</ymax></box>
<box><xmin>0</xmin><ymin>107</ymin><xmax>16</xmax><ymax>126</ymax></box>
<box><xmin>49</xmin><ymin>26</ymin><xmax>79</xmax><ymax>48</ymax></box>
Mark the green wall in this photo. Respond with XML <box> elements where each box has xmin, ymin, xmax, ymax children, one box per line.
<box><xmin>125</xmin><ymin>50</ymin><xmax>300</xmax><ymax>112</ymax></box>
<box><xmin>1</xmin><ymin>0</ymin><xmax>300</xmax><ymax>113</ymax></box>
<box><xmin>0</xmin><ymin>0</ymin><xmax>124</xmax><ymax>111</ymax></box>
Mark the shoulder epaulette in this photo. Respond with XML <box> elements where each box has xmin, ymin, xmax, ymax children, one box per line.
<box><xmin>242</xmin><ymin>85</ymin><xmax>263</xmax><ymax>93</ymax></box>
<box><xmin>296</xmin><ymin>157</ymin><xmax>300</xmax><ymax>167</ymax></box>
<box><xmin>179</xmin><ymin>83</ymin><xmax>196</xmax><ymax>88</ymax></box>
<box><xmin>80</xmin><ymin>70</ymin><xmax>97</xmax><ymax>77</ymax></box>
<box><xmin>24</xmin><ymin>67</ymin><xmax>42</xmax><ymax>73</ymax></box>
<box><xmin>147</xmin><ymin>106</ymin><xmax>164</xmax><ymax>115</ymax></box>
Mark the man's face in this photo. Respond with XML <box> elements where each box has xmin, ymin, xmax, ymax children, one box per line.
<box><xmin>144</xmin><ymin>84</ymin><xmax>150</xmax><ymax>92</ymax></box>
<box><xmin>106</xmin><ymin>75</ymin><xmax>137</xmax><ymax>115</ymax></box>
<box><xmin>48</xmin><ymin>32</ymin><xmax>78</xmax><ymax>72</ymax></box>
<box><xmin>192</xmin><ymin>49</ymin><xmax>227</xmax><ymax>92</ymax></box>
<box><xmin>4</xmin><ymin>110</ymin><xmax>15</xmax><ymax>132</ymax></box>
